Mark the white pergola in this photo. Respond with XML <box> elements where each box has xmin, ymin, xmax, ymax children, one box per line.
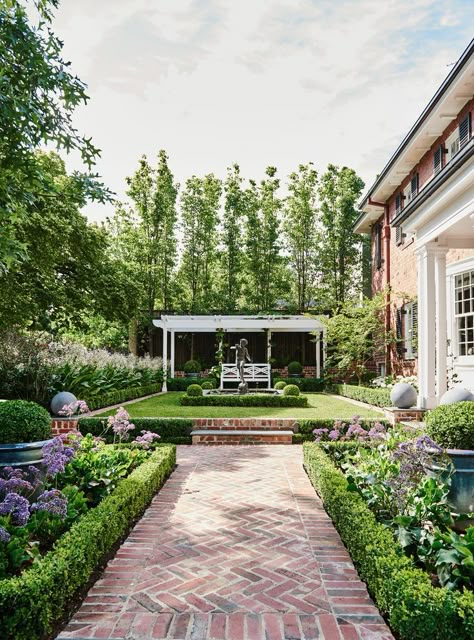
<box><xmin>152</xmin><ymin>315</ymin><xmax>326</xmax><ymax>391</ymax></box>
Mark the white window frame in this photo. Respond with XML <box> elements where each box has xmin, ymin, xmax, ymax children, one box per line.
<box><xmin>448</xmin><ymin>258</ymin><xmax>474</xmax><ymax>365</ymax></box>
<box><xmin>445</xmin><ymin>128</ymin><xmax>460</xmax><ymax>164</ymax></box>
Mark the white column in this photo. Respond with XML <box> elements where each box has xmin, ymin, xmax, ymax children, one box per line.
<box><xmin>267</xmin><ymin>329</ymin><xmax>272</xmax><ymax>388</ymax></box>
<box><xmin>170</xmin><ymin>330</ymin><xmax>175</xmax><ymax>379</ymax></box>
<box><xmin>435</xmin><ymin>249</ymin><xmax>448</xmax><ymax>400</ymax></box>
<box><xmin>416</xmin><ymin>245</ymin><xmax>437</xmax><ymax>408</ymax></box>
<box><xmin>162</xmin><ymin>324</ymin><xmax>168</xmax><ymax>392</ymax></box>
<box><xmin>316</xmin><ymin>331</ymin><xmax>321</xmax><ymax>378</ymax></box>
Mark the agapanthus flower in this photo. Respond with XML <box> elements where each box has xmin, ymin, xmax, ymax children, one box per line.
<box><xmin>133</xmin><ymin>430</ymin><xmax>161</xmax><ymax>449</ymax></box>
<box><xmin>31</xmin><ymin>489</ymin><xmax>68</xmax><ymax>520</ymax></box>
<box><xmin>0</xmin><ymin>492</ymin><xmax>30</xmax><ymax>526</ymax></box>
<box><xmin>0</xmin><ymin>525</ymin><xmax>10</xmax><ymax>543</ymax></box>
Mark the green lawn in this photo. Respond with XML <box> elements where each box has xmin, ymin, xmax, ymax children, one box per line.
<box><xmin>96</xmin><ymin>392</ymin><xmax>382</xmax><ymax>420</ymax></box>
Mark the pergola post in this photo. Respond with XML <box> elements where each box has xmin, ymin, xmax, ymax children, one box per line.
<box><xmin>170</xmin><ymin>330</ymin><xmax>175</xmax><ymax>379</ymax></box>
<box><xmin>162</xmin><ymin>323</ymin><xmax>168</xmax><ymax>392</ymax></box>
<box><xmin>316</xmin><ymin>331</ymin><xmax>321</xmax><ymax>379</ymax></box>
<box><xmin>435</xmin><ymin>249</ymin><xmax>448</xmax><ymax>400</ymax></box>
<box><xmin>267</xmin><ymin>329</ymin><xmax>272</xmax><ymax>388</ymax></box>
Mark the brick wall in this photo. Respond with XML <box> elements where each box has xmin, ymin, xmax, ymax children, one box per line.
<box><xmin>51</xmin><ymin>418</ymin><xmax>79</xmax><ymax>436</ymax></box>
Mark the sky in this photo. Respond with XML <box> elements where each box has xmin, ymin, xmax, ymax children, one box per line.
<box><xmin>51</xmin><ymin>0</ymin><xmax>474</xmax><ymax>222</ymax></box>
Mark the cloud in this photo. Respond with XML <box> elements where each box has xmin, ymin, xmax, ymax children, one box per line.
<box><xmin>51</xmin><ymin>0</ymin><xmax>474</xmax><ymax>221</ymax></box>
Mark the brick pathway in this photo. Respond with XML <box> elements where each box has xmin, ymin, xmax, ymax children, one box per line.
<box><xmin>57</xmin><ymin>446</ymin><xmax>393</xmax><ymax>640</ymax></box>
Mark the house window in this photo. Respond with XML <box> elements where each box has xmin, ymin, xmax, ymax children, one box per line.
<box><xmin>396</xmin><ymin>302</ymin><xmax>417</xmax><ymax>360</ymax></box>
<box><xmin>446</xmin><ymin>128</ymin><xmax>460</xmax><ymax>162</ymax></box>
<box><xmin>455</xmin><ymin>270</ymin><xmax>474</xmax><ymax>356</ymax></box>
<box><xmin>374</xmin><ymin>223</ymin><xmax>383</xmax><ymax>269</ymax></box>
<box><xmin>403</xmin><ymin>173</ymin><xmax>419</xmax><ymax>205</ymax></box>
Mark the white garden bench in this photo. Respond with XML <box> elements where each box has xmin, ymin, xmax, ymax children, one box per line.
<box><xmin>220</xmin><ymin>363</ymin><xmax>271</xmax><ymax>389</ymax></box>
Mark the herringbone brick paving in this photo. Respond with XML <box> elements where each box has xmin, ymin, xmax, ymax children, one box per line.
<box><xmin>57</xmin><ymin>446</ymin><xmax>394</xmax><ymax>640</ymax></box>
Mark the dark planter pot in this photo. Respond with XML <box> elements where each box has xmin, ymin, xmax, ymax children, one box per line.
<box><xmin>429</xmin><ymin>449</ymin><xmax>474</xmax><ymax>527</ymax></box>
<box><xmin>185</xmin><ymin>372</ymin><xmax>200</xmax><ymax>378</ymax></box>
<box><xmin>0</xmin><ymin>438</ymin><xmax>53</xmax><ymax>468</ymax></box>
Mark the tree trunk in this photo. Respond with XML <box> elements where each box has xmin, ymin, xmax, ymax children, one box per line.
<box><xmin>128</xmin><ymin>318</ymin><xmax>138</xmax><ymax>355</ymax></box>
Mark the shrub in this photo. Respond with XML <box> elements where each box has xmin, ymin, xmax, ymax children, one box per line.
<box><xmin>274</xmin><ymin>381</ymin><xmax>287</xmax><ymax>390</ymax></box>
<box><xmin>84</xmin><ymin>384</ymin><xmax>161</xmax><ymax>411</ymax></box>
<box><xmin>283</xmin><ymin>384</ymin><xmax>300</xmax><ymax>396</ymax></box>
<box><xmin>291</xmin><ymin>418</ymin><xmax>390</xmax><ymax>444</ymax></box>
<box><xmin>181</xmin><ymin>394</ymin><xmax>308</xmax><ymax>407</ymax></box>
<box><xmin>0</xmin><ymin>401</ymin><xmax>52</xmax><ymax>444</ymax></box>
<box><xmin>186</xmin><ymin>384</ymin><xmax>203</xmax><ymax>397</ymax></box>
<box><xmin>167</xmin><ymin>377</ymin><xmax>215</xmax><ymax>391</ymax></box>
<box><xmin>332</xmin><ymin>383</ymin><xmax>391</xmax><ymax>408</ymax></box>
<box><xmin>0</xmin><ymin>445</ymin><xmax>176</xmax><ymax>640</ymax></box>
<box><xmin>303</xmin><ymin>443</ymin><xmax>474</xmax><ymax>639</ymax></box>
<box><xmin>79</xmin><ymin>417</ymin><xmax>193</xmax><ymax>445</ymax></box>
<box><xmin>425</xmin><ymin>402</ymin><xmax>474</xmax><ymax>450</ymax></box>
<box><xmin>273</xmin><ymin>377</ymin><xmax>324</xmax><ymax>392</ymax></box>
<box><xmin>201</xmin><ymin>381</ymin><xmax>215</xmax><ymax>390</ymax></box>
<box><xmin>287</xmin><ymin>361</ymin><xmax>303</xmax><ymax>375</ymax></box>
<box><xmin>183</xmin><ymin>359</ymin><xmax>201</xmax><ymax>374</ymax></box>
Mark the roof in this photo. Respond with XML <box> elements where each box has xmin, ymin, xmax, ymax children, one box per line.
<box><xmin>355</xmin><ymin>38</ymin><xmax>474</xmax><ymax>234</ymax></box>
<box><xmin>152</xmin><ymin>314</ymin><xmax>325</xmax><ymax>333</ymax></box>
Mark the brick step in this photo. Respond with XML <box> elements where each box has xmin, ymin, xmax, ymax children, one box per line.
<box><xmin>193</xmin><ymin>418</ymin><xmax>298</xmax><ymax>431</ymax></box>
<box><xmin>191</xmin><ymin>429</ymin><xmax>293</xmax><ymax>445</ymax></box>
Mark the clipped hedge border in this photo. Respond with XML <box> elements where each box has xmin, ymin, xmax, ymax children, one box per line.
<box><xmin>79</xmin><ymin>417</ymin><xmax>194</xmax><ymax>445</ymax></box>
<box><xmin>180</xmin><ymin>394</ymin><xmax>308</xmax><ymax>407</ymax></box>
<box><xmin>273</xmin><ymin>377</ymin><xmax>325</xmax><ymax>392</ymax></box>
<box><xmin>84</xmin><ymin>383</ymin><xmax>161</xmax><ymax>410</ymax></box>
<box><xmin>0</xmin><ymin>444</ymin><xmax>176</xmax><ymax>640</ymax></box>
<box><xmin>292</xmin><ymin>418</ymin><xmax>389</xmax><ymax>444</ymax></box>
<box><xmin>167</xmin><ymin>377</ymin><xmax>216</xmax><ymax>391</ymax></box>
<box><xmin>331</xmin><ymin>383</ymin><xmax>391</xmax><ymax>408</ymax></box>
<box><xmin>303</xmin><ymin>443</ymin><xmax>474</xmax><ymax>640</ymax></box>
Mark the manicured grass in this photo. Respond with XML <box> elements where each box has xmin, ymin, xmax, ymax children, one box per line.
<box><xmin>96</xmin><ymin>392</ymin><xmax>382</xmax><ymax>419</ymax></box>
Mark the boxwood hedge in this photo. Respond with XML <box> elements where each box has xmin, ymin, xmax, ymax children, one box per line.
<box><xmin>167</xmin><ymin>377</ymin><xmax>216</xmax><ymax>391</ymax></box>
<box><xmin>273</xmin><ymin>377</ymin><xmax>324</xmax><ymax>392</ymax></box>
<box><xmin>292</xmin><ymin>418</ymin><xmax>390</xmax><ymax>444</ymax></box>
<box><xmin>180</xmin><ymin>394</ymin><xmax>308</xmax><ymax>407</ymax></box>
<box><xmin>79</xmin><ymin>417</ymin><xmax>194</xmax><ymax>445</ymax></box>
<box><xmin>331</xmin><ymin>383</ymin><xmax>391</xmax><ymax>408</ymax></box>
<box><xmin>0</xmin><ymin>444</ymin><xmax>176</xmax><ymax>640</ymax></box>
<box><xmin>84</xmin><ymin>384</ymin><xmax>161</xmax><ymax>410</ymax></box>
<box><xmin>303</xmin><ymin>442</ymin><xmax>474</xmax><ymax>639</ymax></box>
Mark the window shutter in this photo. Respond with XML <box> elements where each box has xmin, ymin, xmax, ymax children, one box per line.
<box><xmin>395</xmin><ymin>225</ymin><xmax>404</xmax><ymax>246</ymax></box>
<box><xmin>411</xmin><ymin>302</ymin><xmax>418</xmax><ymax>356</ymax></box>
<box><xmin>459</xmin><ymin>113</ymin><xmax>472</xmax><ymax>148</ymax></box>
<box><xmin>433</xmin><ymin>145</ymin><xmax>443</xmax><ymax>174</ymax></box>
<box><xmin>395</xmin><ymin>194</ymin><xmax>402</xmax><ymax>215</ymax></box>
<box><xmin>375</xmin><ymin>223</ymin><xmax>382</xmax><ymax>269</ymax></box>
<box><xmin>411</xmin><ymin>173</ymin><xmax>419</xmax><ymax>197</ymax></box>
<box><xmin>396</xmin><ymin>308</ymin><xmax>403</xmax><ymax>356</ymax></box>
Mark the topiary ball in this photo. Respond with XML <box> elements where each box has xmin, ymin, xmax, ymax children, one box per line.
<box><xmin>0</xmin><ymin>400</ymin><xmax>52</xmax><ymax>444</ymax></box>
<box><xmin>440</xmin><ymin>388</ymin><xmax>474</xmax><ymax>405</ymax></box>
<box><xmin>287</xmin><ymin>361</ymin><xmax>303</xmax><ymax>375</ymax></box>
<box><xmin>201</xmin><ymin>381</ymin><xmax>215</xmax><ymax>390</ymax></box>
<box><xmin>390</xmin><ymin>382</ymin><xmax>417</xmax><ymax>409</ymax></box>
<box><xmin>425</xmin><ymin>401</ymin><xmax>474</xmax><ymax>450</ymax></box>
<box><xmin>51</xmin><ymin>391</ymin><xmax>78</xmax><ymax>416</ymax></box>
<box><xmin>186</xmin><ymin>384</ymin><xmax>203</xmax><ymax>397</ymax></box>
<box><xmin>283</xmin><ymin>384</ymin><xmax>300</xmax><ymax>397</ymax></box>
<box><xmin>183</xmin><ymin>360</ymin><xmax>201</xmax><ymax>374</ymax></box>
<box><xmin>274</xmin><ymin>381</ymin><xmax>287</xmax><ymax>390</ymax></box>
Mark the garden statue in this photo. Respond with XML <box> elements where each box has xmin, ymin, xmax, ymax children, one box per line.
<box><xmin>231</xmin><ymin>338</ymin><xmax>252</xmax><ymax>394</ymax></box>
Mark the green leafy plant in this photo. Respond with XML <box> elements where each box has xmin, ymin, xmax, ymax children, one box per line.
<box><xmin>0</xmin><ymin>401</ymin><xmax>51</xmax><ymax>444</ymax></box>
<box><xmin>274</xmin><ymin>381</ymin><xmax>287</xmax><ymax>390</ymax></box>
<box><xmin>283</xmin><ymin>384</ymin><xmax>300</xmax><ymax>396</ymax></box>
<box><xmin>186</xmin><ymin>384</ymin><xmax>203</xmax><ymax>397</ymax></box>
<box><xmin>79</xmin><ymin>417</ymin><xmax>193</xmax><ymax>445</ymax></box>
<box><xmin>183</xmin><ymin>360</ymin><xmax>201</xmax><ymax>374</ymax></box>
<box><xmin>425</xmin><ymin>402</ymin><xmax>474</xmax><ymax>450</ymax></box>
<box><xmin>287</xmin><ymin>361</ymin><xmax>303</xmax><ymax>375</ymax></box>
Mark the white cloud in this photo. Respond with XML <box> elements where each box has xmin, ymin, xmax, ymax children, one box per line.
<box><xmin>52</xmin><ymin>0</ymin><xmax>474</xmax><ymax>221</ymax></box>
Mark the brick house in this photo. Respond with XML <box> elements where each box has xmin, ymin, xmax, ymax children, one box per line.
<box><xmin>354</xmin><ymin>39</ymin><xmax>474</xmax><ymax>408</ymax></box>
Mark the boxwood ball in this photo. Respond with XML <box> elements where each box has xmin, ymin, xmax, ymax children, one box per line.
<box><xmin>51</xmin><ymin>391</ymin><xmax>77</xmax><ymax>416</ymax></box>
<box><xmin>390</xmin><ymin>382</ymin><xmax>417</xmax><ymax>409</ymax></box>
<box><xmin>440</xmin><ymin>387</ymin><xmax>474</xmax><ymax>405</ymax></box>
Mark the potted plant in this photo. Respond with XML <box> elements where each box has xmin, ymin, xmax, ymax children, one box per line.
<box><xmin>287</xmin><ymin>361</ymin><xmax>303</xmax><ymax>378</ymax></box>
<box><xmin>425</xmin><ymin>401</ymin><xmax>474</xmax><ymax>520</ymax></box>
<box><xmin>0</xmin><ymin>400</ymin><xmax>53</xmax><ymax>468</ymax></box>
<box><xmin>183</xmin><ymin>359</ymin><xmax>201</xmax><ymax>378</ymax></box>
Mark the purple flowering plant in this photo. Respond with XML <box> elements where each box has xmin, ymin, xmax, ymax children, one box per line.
<box><xmin>107</xmin><ymin>407</ymin><xmax>136</xmax><ymax>443</ymax></box>
<box><xmin>313</xmin><ymin>416</ymin><xmax>387</xmax><ymax>443</ymax></box>
<box><xmin>58</xmin><ymin>400</ymin><xmax>89</xmax><ymax>417</ymax></box>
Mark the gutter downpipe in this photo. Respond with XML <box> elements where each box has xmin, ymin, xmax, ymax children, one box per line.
<box><xmin>368</xmin><ymin>198</ymin><xmax>391</xmax><ymax>375</ymax></box>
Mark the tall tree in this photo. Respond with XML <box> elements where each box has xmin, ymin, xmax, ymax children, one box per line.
<box><xmin>283</xmin><ymin>163</ymin><xmax>319</xmax><ymax>311</ymax></box>
<box><xmin>220</xmin><ymin>163</ymin><xmax>246</xmax><ymax>311</ymax></box>
<box><xmin>0</xmin><ymin>0</ymin><xmax>109</xmax><ymax>271</ymax></box>
<box><xmin>317</xmin><ymin>165</ymin><xmax>365</xmax><ymax>310</ymax></box>
<box><xmin>178</xmin><ymin>174</ymin><xmax>222</xmax><ymax>312</ymax></box>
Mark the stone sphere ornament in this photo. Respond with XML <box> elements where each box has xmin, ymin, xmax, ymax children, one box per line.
<box><xmin>51</xmin><ymin>391</ymin><xmax>77</xmax><ymax>416</ymax></box>
<box><xmin>440</xmin><ymin>387</ymin><xmax>474</xmax><ymax>405</ymax></box>
<box><xmin>238</xmin><ymin>382</ymin><xmax>249</xmax><ymax>395</ymax></box>
<box><xmin>390</xmin><ymin>382</ymin><xmax>417</xmax><ymax>409</ymax></box>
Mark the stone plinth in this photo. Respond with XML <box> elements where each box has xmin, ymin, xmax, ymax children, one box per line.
<box><xmin>383</xmin><ymin>407</ymin><xmax>425</xmax><ymax>425</ymax></box>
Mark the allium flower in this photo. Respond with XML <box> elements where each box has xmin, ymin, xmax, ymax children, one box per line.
<box><xmin>133</xmin><ymin>430</ymin><xmax>161</xmax><ymax>449</ymax></box>
<box><xmin>42</xmin><ymin>437</ymin><xmax>75</xmax><ymax>476</ymax></box>
<box><xmin>0</xmin><ymin>493</ymin><xmax>30</xmax><ymax>526</ymax></box>
<box><xmin>0</xmin><ymin>525</ymin><xmax>11</xmax><ymax>543</ymax></box>
<box><xmin>31</xmin><ymin>489</ymin><xmax>68</xmax><ymax>520</ymax></box>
